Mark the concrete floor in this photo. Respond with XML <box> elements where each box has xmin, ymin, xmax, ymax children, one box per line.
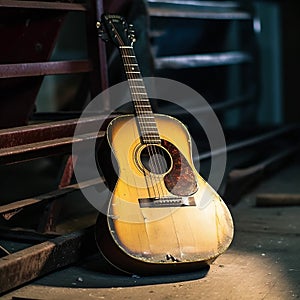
<box><xmin>2</xmin><ymin>157</ymin><xmax>300</xmax><ymax>299</ymax></box>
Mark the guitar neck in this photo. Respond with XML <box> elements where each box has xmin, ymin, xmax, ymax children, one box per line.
<box><xmin>119</xmin><ymin>46</ymin><xmax>160</xmax><ymax>145</ymax></box>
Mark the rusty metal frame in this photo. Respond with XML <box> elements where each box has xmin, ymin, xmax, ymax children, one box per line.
<box><xmin>0</xmin><ymin>60</ymin><xmax>92</xmax><ymax>78</ymax></box>
<box><xmin>0</xmin><ymin>0</ymin><xmax>109</xmax><ymax>294</ymax></box>
<box><xmin>0</xmin><ymin>115</ymin><xmax>115</xmax><ymax>148</ymax></box>
<box><xmin>0</xmin><ymin>0</ymin><xmax>87</xmax><ymax>11</ymax></box>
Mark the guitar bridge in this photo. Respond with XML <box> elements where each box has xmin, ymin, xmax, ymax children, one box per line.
<box><xmin>139</xmin><ymin>197</ymin><xmax>196</xmax><ymax>208</ymax></box>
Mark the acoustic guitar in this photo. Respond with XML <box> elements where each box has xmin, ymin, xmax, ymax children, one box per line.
<box><xmin>95</xmin><ymin>14</ymin><xmax>233</xmax><ymax>274</ymax></box>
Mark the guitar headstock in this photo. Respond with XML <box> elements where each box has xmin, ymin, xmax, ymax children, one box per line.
<box><xmin>97</xmin><ymin>14</ymin><xmax>136</xmax><ymax>47</ymax></box>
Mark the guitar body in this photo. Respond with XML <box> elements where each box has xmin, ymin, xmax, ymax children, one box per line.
<box><xmin>96</xmin><ymin>114</ymin><xmax>233</xmax><ymax>274</ymax></box>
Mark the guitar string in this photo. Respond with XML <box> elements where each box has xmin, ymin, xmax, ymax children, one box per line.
<box><xmin>110</xmin><ymin>27</ymin><xmax>152</xmax><ymax>200</ymax></box>
<box><xmin>123</xmin><ymin>47</ymin><xmax>164</xmax><ymax>199</ymax></box>
<box><xmin>123</xmin><ymin>46</ymin><xmax>176</xmax><ymax>194</ymax></box>
<box><xmin>113</xmin><ymin>23</ymin><xmax>168</xmax><ymax>199</ymax></box>
<box><xmin>123</xmin><ymin>46</ymin><xmax>179</xmax><ymax>234</ymax></box>
<box><xmin>120</xmin><ymin>46</ymin><xmax>162</xmax><ymax>199</ymax></box>
<box><xmin>122</xmin><ymin>46</ymin><xmax>168</xmax><ymax>199</ymax></box>
<box><xmin>118</xmin><ymin>45</ymin><xmax>154</xmax><ymax>198</ymax></box>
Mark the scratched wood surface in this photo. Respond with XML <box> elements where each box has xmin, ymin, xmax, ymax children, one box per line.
<box><xmin>2</xmin><ymin>159</ymin><xmax>300</xmax><ymax>299</ymax></box>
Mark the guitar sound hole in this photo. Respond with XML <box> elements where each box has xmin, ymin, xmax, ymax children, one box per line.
<box><xmin>140</xmin><ymin>145</ymin><xmax>172</xmax><ymax>175</ymax></box>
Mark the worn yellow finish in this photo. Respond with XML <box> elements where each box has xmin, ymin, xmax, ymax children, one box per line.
<box><xmin>105</xmin><ymin>114</ymin><xmax>233</xmax><ymax>264</ymax></box>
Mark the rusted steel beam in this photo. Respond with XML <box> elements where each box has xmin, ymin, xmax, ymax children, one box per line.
<box><xmin>147</xmin><ymin>0</ymin><xmax>241</xmax><ymax>9</ymax></box>
<box><xmin>38</xmin><ymin>155</ymin><xmax>76</xmax><ymax>233</ymax></box>
<box><xmin>0</xmin><ymin>60</ymin><xmax>92</xmax><ymax>79</ymax></box>
<box><xmin>197</xmin><ymin>125</ymin><xmax>298</xmax><ymax>161</ymax></box>
<box><xmin>0</xmin><ymin>131</ymin><xmax>104</xmax><ymax>165</ymax></box>
<box><xmin>155</xmin><ymin>52</ymin><xmax>252</xmax><ymax>69</ymax></box>
<box><xmin>0</xmin><ymin>115</ymin><xmax>114</xmax><ymax>149</ymax></box>
<box><xmin>0</xmin><ymin>178</ymin><xmax>102</xmax><ymax>217</ymax></box>
<box><xmin>148</xmin><ymin>7</ymin><xmax>251</xmax><ymax>19</ymax></box>
<box><xmin>86</xmin><ymin>0</ymin><xmax>109</xmax><ymax>98</ymax></box>
<box><xmin>0</xmin><ymin>0</ymin><xmax>87</xmax><ymax>11</ymax></box>
<box><xmin>0</xmin><ymin>226</ymin><xmax>97</xmax><ymax>295</ymax></box>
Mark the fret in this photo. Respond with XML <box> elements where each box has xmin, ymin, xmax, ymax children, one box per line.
<box><xmin>130</xmin><ymin>86</ymin><xmax>148</xmax><ymax>92</ymax></box>
<box><xmin>120</xmin><ymin>46</ymin><xmax>161</xmax><ymax>145</ymax></box>
<box><xmin>140</xmin><ymin>128</ymin><xmax>160</xmax><ymax>133</ymax></box>
<box><xmin>140</xmin><ymin>117</ymin><xmax>156</xmax><ymax>122</ymax></box>
<box><xmin>128</xmin><ymin>85</ymin><xmax>145</xmax><ymax>89</ymax></box>
<box><xmin>134</xmin><ymin>104</ymin><xmax>152</xmax><ymax>107</ymax></box>
<box><xmin>134</xmin><ymin>106</ymin><xmax>152</xmax><ymax>109</ymax></box>
<box><xmin>129</xmin><ymin>90</ymin><xmax>147</xmax><ymax>95</ymax></box>
<box><xmin>124</xmin><ymin>64</ymin><xmax>139</xmax><ymax>67</ymax></box>
<box><xmin>132</xmin><ymin>98</ymin><xmax>150</xmax><ymax>101</ymax></box>
<box><xmin>124</xmin><ymin>64</ymin><xmax>138</xmax><ymax>68</ymax></box>
<box><xmin>142</xmin><ymin>134</ymin><xmax>160</xmax><ymax>137</ymax></box>
<box><xmin>140</xmin><ymin>126</ymin><xmax>158</xmax><ymax>129</ymax></box>
<box><xmin>135</xmin><ymin>109</ymin><xmax>152</xmax><ymax>112</ymax></box>
<box><xmin>137</xmin><ymin>110</ymin><xmax>154</xmax><ymax>113</ymax></box>
<box><xmin>141</xmin><ymin>133</ymin><xmax>161</xmax><ymax>137</ymax></box>
<box><xmin>141</xmin><ymin>126</ymin><xmax>158</xmax><ymax>131</ymax></box>
<box><xmin>135</xmin><ymin>111</ymin><xmax>153</xmax><ymax>114</ymax></box>
<box><xmin>136</xmin><ymin>112</ymin><xmax>153</xmax><ymax>116</ymax></box>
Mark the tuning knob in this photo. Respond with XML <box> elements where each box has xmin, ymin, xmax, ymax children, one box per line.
<box><xmin>128</xmin><ymin>24</ymin><xmax>135</xmax><ymax>33</ymax></box>
<box><xmin>96</xmin><ymin>22</ymin><xmax>109</xmax><ymax>42</ymax></box>
<box><xmin>129</xmin><ymin>34</ymin><xmax>136</xmax><ymax>43</ymax></box>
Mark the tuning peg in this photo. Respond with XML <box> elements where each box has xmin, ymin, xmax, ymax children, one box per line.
<box><xmin>98</xmin><ymin>29</ymin><xmax>109</xmax><ymax>41</ymax></box>
<box><xmin>130</xmin><ymin>34</ymin><xmax>136</xmax><ymax>43</ymax></box>
<box><xmin>99</xmin><ymin>32</ymin><xmax>109</xmax><ymax>42</ymax></box>
<box><xmin>128</xmin><ymin>24</ymin><xmax>134</xmax><ymax>31</ymax></box>
<box><xmin>96</xmin><ymin>21</ymin><xmax>109</xmax><ymax>42</ymax></box>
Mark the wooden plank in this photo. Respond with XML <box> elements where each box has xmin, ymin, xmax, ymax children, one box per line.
<box><xmin>0</xmin><ymin>228</ymin><xmax>59</xmax><ymax>243</ymax></box>
<box><xmin>256</xmin><ymin>193</ymin><xmax>300</xmax><ymax>207</ymax></box>
<box><xmin>0</xmin><ymin>226</ymin><xmax>97</xmax><ymax>294</ymax></box>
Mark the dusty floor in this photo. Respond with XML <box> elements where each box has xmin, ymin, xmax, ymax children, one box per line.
<box><xmin>2</xmin><ymin>158</ymin><xmax>300</xmax><ymax>299</ymax></box>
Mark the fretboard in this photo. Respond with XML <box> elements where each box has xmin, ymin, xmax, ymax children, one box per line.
<box><xmin>119</xmin><ymin>46</ymin><xmax>160</xmax><ymax>145</ymax></box>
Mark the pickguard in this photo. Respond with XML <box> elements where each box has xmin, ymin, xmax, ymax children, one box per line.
<box><xmin>161</xmin><ymin>139</ymin><xmax>198</xmax><ymax>196</ymax></box>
